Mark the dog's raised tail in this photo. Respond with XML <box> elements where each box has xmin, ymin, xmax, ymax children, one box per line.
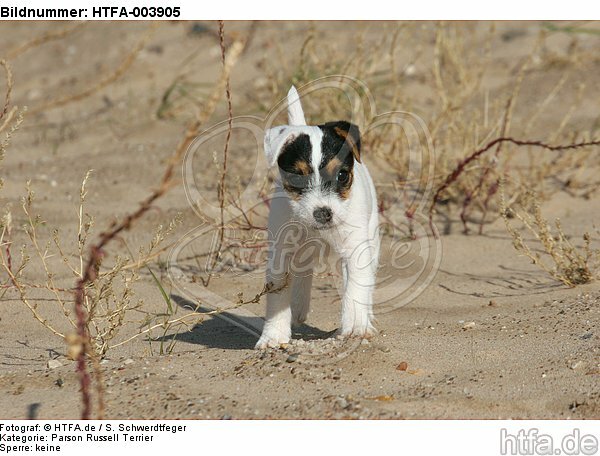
<box><xmin>287</xmin><ymin>85</ymin><xmax>306</xmax><ymax>126</ymax></box>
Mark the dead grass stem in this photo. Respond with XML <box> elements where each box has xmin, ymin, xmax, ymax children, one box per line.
<box><xmin>6</xmin><ymin>22</ymin><xmax>87</xmax><ymax>60</ymax></box>
<box><xmin>70</xmin><ymin>22</ymin><xmax>246</xmax><ymax>420</ymax></box>
<box><xmin>29</xmin><ymin>24</ymin><xmax>156</xmax><ymax>116</ymax></box>
<box><xmin>0</xmin><ymin>60</ymin><xmax>13</xmax><ymax>124</ymax></box>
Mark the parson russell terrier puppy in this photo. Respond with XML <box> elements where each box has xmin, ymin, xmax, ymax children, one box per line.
<box><xmin>256</xmin><ymin>86</ymin><xmax>380</xmax><ymax>349</ymax></box>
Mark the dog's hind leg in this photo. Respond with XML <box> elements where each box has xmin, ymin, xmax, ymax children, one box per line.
<box><xmin>338</xmin><ymin>229</ymin><xmax>377</xmax><ymax>338</ymax></box>
<box><xmin>290</xmin><ymin>270</ymin><xmax>313</xmax><ymax>326</ymax></box>
<box><xmin>291</xmin><ymin>237</ymin><xmax>322</xmax><ymax>325</ymax></box>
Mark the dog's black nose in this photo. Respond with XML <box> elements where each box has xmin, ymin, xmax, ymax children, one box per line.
<box><xmin>313</xmin><ymin>206</ymin><xmax>333</xmax><ymax>224</ymax></box>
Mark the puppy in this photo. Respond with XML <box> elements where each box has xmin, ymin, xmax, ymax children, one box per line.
<box><xmin>256</xmin><ymin>86</ymin><xmax>380</xmax><ymax>349</ymax></box>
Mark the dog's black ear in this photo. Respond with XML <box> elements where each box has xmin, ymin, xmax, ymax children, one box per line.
<box><xmin>323</xmin><ymin>121</ymin><xmax>361</xmax><ymax>163</ymax></box>
<box><xmin>264</xmin><ymin>126</ymin><xmax>306</xmax><ymax>168</ymax></box>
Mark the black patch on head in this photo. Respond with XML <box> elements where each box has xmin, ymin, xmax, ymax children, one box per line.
<box><xmin>318</xmin><ymin>121</ymin><xmax>360</xmax><ymax>199</ymax></box>
<box><xmin>277</xmin><ymin>133</ymin><xmax>313</xmax><ymax>197</ymax></box>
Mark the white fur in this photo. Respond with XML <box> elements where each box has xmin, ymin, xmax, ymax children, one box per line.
<box><xmin>256</xmin><ymin>87</ymin><xmax>380</xmax><ymax>349</ymax></box>
<box><xmin>287</xmin><ymin>86</ymin><xmax>307</xmax><ymax>126</ymax></box>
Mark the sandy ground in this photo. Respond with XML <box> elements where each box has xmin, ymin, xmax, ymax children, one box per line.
<box><xmin>0</xmin><ymin>21</ymin><xmax>599</xmax><ymax>419</ymax></box>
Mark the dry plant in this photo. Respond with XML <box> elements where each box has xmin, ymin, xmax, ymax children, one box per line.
<box><xmin>250</xmin><ymin>23</ymin><xmax>600</xmax><ymax>236</ymax></box>
<box><xmin>500</xmin><ymin>183</ymin><xmax>599</xmax><ymax>287</ymax></box>
<box><xmin>0</xmin><ymin>173</ymin><xmax>181</xmax><ymax>355</ymax></box>
<box><xmin>200</xmin><ymin>21</ymin><xmax>236</xmax><ymax>286</ymax></box>
<box><xmin>66</xmin><ymin>21</ymin><xmax>248</xmax><ymax>419</ymax></box>
<box><xmin>428</xmin><ymin>136</ymin><xmax>600</xmax><ymax>233</ymax></box>
<box><xmin>1</xmin><ymin>59</ymin><xmax>26</xmax><ymax>296</ymax></box>
<box><xmin>165</xmin><ymin>22</ymin><xmax>275</xmax><ymax>285</ymax></box>
<box><xmin>424</xmin><ymin>25</ymin><xmax>600</xmax><ymax>233</ymax></box>
<box><xmin>156</xmin><ymin>22</ymin><xmax>256</xmax><ymax>122</ymax></box>
<box><xmin>4</xmin><ymin>24</ymin><xmax>159</xmax><ymax>419</ymax></box>
<box><xmin>0</xmin><ymin>173</ymin><xmax>182</xmax><ymax>421</ymax></box>
<box><xmin>1</xmin><ymin>21</ymin><xmax>250</xmax><ymax>419</ymax></box>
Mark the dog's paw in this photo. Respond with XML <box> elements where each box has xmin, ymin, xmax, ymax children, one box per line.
<box><xmin>255</xmin><ymin>328</ymin><xmax>291</xmax><ymax>349</ymax></box>
<box><xmin>336</xmin><ymin>322</ymin><xmax>377</xmax><ymax>340</ymax></box>
<box><xmin>291</xmin><ymin>310</ymin><xmax>308</xmax><ymax>326</ymax></box>
<box><xmin>291</xmin><ymin>299</ymin><xmax>310</xmax><ymax>326</ymax></box>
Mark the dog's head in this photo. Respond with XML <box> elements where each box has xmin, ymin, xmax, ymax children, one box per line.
<box><xmin>264</xmin><ymin>87</ymin><xmax>361</xmax><ymax>230</ymax></box>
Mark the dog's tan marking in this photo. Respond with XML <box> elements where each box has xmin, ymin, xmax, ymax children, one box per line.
<box><xmin>338</xmin><ymin>170</ymin><xmax>354</xmax><ymax>200</ymax></box>
<box><xmin>282</xmin><ymin>183</ymin><xmax>302</xmax><ymax>200</ymax></box>
<box><xmin>324</xmin><ymin>156</ymin><xmax>343</xmax><ymax>176</ymax></box>
<box><xmin>293</xmin><ymin>160</ymin><xmax>312</xmax><ymax>175</ymax></box>
<box><xmin>334</xmin><ymin>126</ymin><xmax>361</xmax><ymax>163</ymax></box>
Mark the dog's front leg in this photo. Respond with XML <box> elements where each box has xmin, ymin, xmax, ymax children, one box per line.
<box><xmin>255</xmin><ymin>267</ymin><xmax>293</xmax><ymax>349</ymax></box>
<box><xmin>338</xmin><ymin>236</ymin><xmax>376</xmax><ymax>338</ymax></box>
<box><xmin>255</xmin><ymin>197</ymin><xmax>296</xmax><ymax>349</ymax></box>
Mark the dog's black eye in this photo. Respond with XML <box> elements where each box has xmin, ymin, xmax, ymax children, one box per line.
<box><xmin>337</xmin><ymin>169</ymin><xmax>350</xmax><ymax>185</ymax></box>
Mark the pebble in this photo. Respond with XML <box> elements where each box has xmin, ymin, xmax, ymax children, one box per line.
<box><xmin>404</xmin><ymin>64</ymin><xmax>417</xmax><ymax>76</ymax></box>
<box><xmin>286</xmin><ymin>353</ymin><xmax>299</xmax><ymax>363</ymax></box>
<box><xmin>47</xmin><ymin>359</ymin><xmax>62</xmax><ymax>369</ymax></box>
<box><xmin>462</xmin><ymin>322</ymin><xmax>476</xmax><ymax>330</ymax></box>
<box><xmin>570</xmin><ymin>361</ymin><xmax>585</xmax><ymax>370</ymax></box>
<box><xmin>123</xmin><ymin>358</ymin><xmax>135</xmax><ymax>365</ymax></box>
<box><xmin>336</xmin><ymin>397</ymin><xmax>349</xmax><ymax>409</ymax></box>
<box><xmin>396</xmin><ymin>362</ymin><xmax>408</xmax><ymax>371</ymax></box>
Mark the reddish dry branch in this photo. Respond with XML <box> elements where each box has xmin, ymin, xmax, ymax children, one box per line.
<box><xmin>201</xmin><ymin>20</ymin><xmax>234</xmax><ymax>286</ymax></box>
<box><xmin>73</xmin><ymin>280</ymin><xmax>93</xmax><ymax>419</ymax></box>
<box><xmin>75</xmin><ymin>22</ymin><xmax>244</xmax><ymax>419</ymax></box>
<box><xmin>73</xmin><ymin>245</ymin><xmax>103</xmax><ymax>420</ymax></box>
<box><xmin>477</xmin><ymin>178</ymin><xmax>500</xmax><ymax>235</ymax></box>
<box><xmin>71</xmin><ymin>19</ymin><xmax>246</xmax><ymax>418</ymax></box>
<box><xmin>217</xmin><ymin>19</ymin><xmax>233</xmax><ymax>247</ymax></box>
<box><xmin>428</xmin><ymin>137</ymin><xmax>600</xmax><ymax>236</ymax></box>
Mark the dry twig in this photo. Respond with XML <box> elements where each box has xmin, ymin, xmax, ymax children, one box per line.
<box><xmin>429</xmin><ymin>137</ymin><xmax>600</xmax><ymax>236</ymax></box>
<box><xmin>71</xmin><ymin>21</ymin><xmax>246</xmax><ymax>420</ymax></box>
